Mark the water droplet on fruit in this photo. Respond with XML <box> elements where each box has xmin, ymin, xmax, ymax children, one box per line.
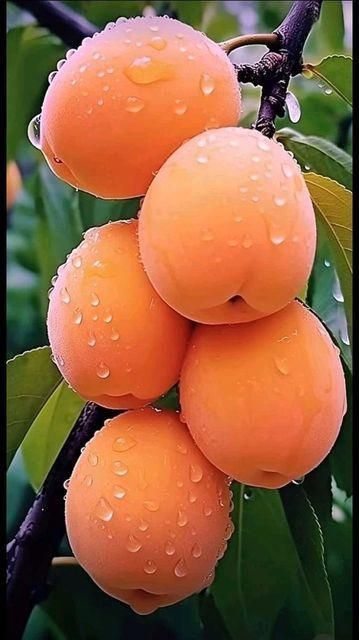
<box><xmin>72</xmin><ymin>255</ymin><xmax>82</xmax><ymax>268</ymax></box>
<box><xmin>176</xmin><ymin>443</ymin><xmax>187</xmax><ymax>454</ymax></box>
<box><xmin>144</xmin><ymin>560</ymin><xmax>157</xmax><ymax>574</ymax></box>
<box><xmin>73</xmin><ymin>308</ymin><xmax>83</xmax><ymax>325</ymax></box>
<box><xmin>188</xmin><ymin>490</ymin><xmax>197</xmax><ymax>503</ymax></box>
<box><xmin>274</xmin><ymin>357</ymin><xmax>290</xmax><ymax>375</ymax></box>
<box><xmin>28</xmin><ymin>114</ymin><xmax>42</xmax><ymax>149</ymax></box>
<box><xmin>125</xmin><ymin>96</ymin><xmax>145</xmax><ymax>113</ymax></box>
<box><xmin>88</xmin><ymin>332</ymin><xmax>96</xmax><ymax>347</ymax></box>
<box><xmin>203</xmin><ymin>506</ymin><xmax>212</xmax><ymax>517</ymax></box>
<box><xmin>124</xmin><ymin>56</ymin><xmax>172</xmax><ymax>84</ymax></box>
<box><xmin>113</xmin><ymin>436</ymin><xmax>136</xmax><ymax>452</ymax></box>
<box><xmin>174</xmin><ymin>558</ymin><xmax>188</xmax><ymax>577</ymax></box>
<box><xmin>273</xmin><ymin>196</ymin><xmax>286</xmax><ymax>207</ymax></box>
<box><xmin>144</xmin><ymin>500</ymin><xmax>159</xmax><ymax>512</ymax></box>
<box><xmin>112</xmin><ymin>461</ymin><xmax>128</xmax><ymax>476</ymax></box>
<box><xmin>191</xmin><ymin>543</ymin><xmax>202</xmax><ymax>558</ymax></box>
<box><xmin>97</xmin><ymin>98</ymin><xmax>104</xmax><ymax>106</ymax></box>
<box><xmin>177</xmin><ymin>509</ymin><xmax>188</xmax><ymax>526</ymax></box>
<box><xmin>113</xmin><ymin>485</ymin><xmax>126</xmax><ymax>499</ymax></box>
<box><xmin>139</xmin><ymin>519</ymin><xmax>149</xmax><ymax>532</ymax></box>
<box><xmin>241</xmin><ymin>234</ymin><xmax>253</xmax><ymax>248</ymax></box>
<box><xmin>95</xmin><ymin>497</ymin><xmax>113</xmax><ymax>521</ymax></box>
<box><xmin>292</xmin><ymin>476</ymin><xmax>305</xmax><ymax>485</ymax></box>
<box><xmin>224</xmin><ymin>520</ymin><xmax>235</xmax><ymax>540</ymax></box>
<box><xmin>165</xmin><ymin>540</ymin><xmax>176</xmax><ymax>556</ymax></box>
<box><xmin>197</xmin><ymin>154</ymin><xmax>208</xmax><ymax>164</ymax></box>
<box><xmin>88</xmin><ymin>453</ymin><xmax>98</xmax><ymax>466</ymax></box>
<box><xmin>83</xmin><ymin>474</ymin><xmax>93</xmax><ymax>487</ymax></box>
<box><xmin>48</xmin><ymin>71</ymin><xmax>57</xmax><ymax>83</ymax></box>
<box><xmin>257</xmin><ymin>138</ymin><xmax>270</xmax><ymax>152</ymax></box>
<box><xmin>150</xmin><ymin>36</ymin><xmax>166</xmax><ymax>50</ymax></box>
<box><xmin>173</xmin><ymin>99</ymin><xmax>187</xmax><ymax>115</ymax></box>
<box><xmin>190</xmin><ymin>465</ymin><xmax>203</xmax><ymax>483</ymax></box>
<box><xmin>104</xmin><ymin>312</ymin><xmax>113</xmax><ymax>323</ymax></box>
<box><xmin>282</xmin><ymin>163</ymin><xmax>294</xmax><ymax>178</ymax></box>
<box><xmin>63</xmin><ymin>478</ymin><xmax>70</xmax><ymax>490</ymax></box>
<box><xmin>66</xmin><ymin>48</ymin><xmax>76</xmax><ymax>59</ymax></box>
<box><xmin>96</xmin><ymin>362</ymin><xmax>110</xmax><ymax>379</ymax></box>
<box><xmin>126</xmin><ymin>534</ymin><xmax>142</xmax><ymax>552</ymax></box>
<box><xmin>200</xmin><ymin>73</ymin><xmax>215</xmax><ymax>95</ymax></box>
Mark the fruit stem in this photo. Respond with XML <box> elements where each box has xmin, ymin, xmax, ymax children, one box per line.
<box><xmin>219</xmin><ymin>33</ymin><xmax>279</xmax><ymax>55</ymax></box>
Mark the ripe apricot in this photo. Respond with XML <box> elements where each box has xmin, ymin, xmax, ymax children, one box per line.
<box><xmin>139</xmin><ymin>127</ymin><xmax>316</xmax><ymax>324</ymax></box>
<box><xmin>65</xmin><ymin>408</ymin><xmax>233</xmax><ymax>614</ymax></box>
<box><xmin>35</xmin><ymin>16</ymin><xmax>240</xmax><ymax>199</ymax></box>
<box><xmin>47</xmin><ymin>219</ymin><xmax>191</xmax><ymax>409</ymax></box>
<box><xmin>180</xmin><ymin>301</ymin><xmax>346</xmax><ymax>488</ymax></box>
<box><xmin>6</xmin><ymin>161</ymin><xmax>22</xmax><ymax>210</ymax></box>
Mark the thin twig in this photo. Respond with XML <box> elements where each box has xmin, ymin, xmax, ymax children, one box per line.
<box><xmin>219</xmin><ymin>33</ymin><xmax>278</xmax><ymax>54</ymax></box>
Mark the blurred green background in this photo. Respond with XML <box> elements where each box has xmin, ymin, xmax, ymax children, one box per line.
<box><xmin>7</xmin><ymin>2</ymin><xmax>352</xmax><ymax>639</ymax></box>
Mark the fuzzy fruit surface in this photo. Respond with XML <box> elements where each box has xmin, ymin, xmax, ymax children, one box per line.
<box><xmin>65</xmin><ymin>408</ymin><xmax>233</xmax><ymax>614</ymax></box>
<box><xmin>39</xmin><ymin>16</ymin><xmax>240</xmax><ymax>199</ymax></box>
<box><xmin>180</xmin><ymin>301</ymin><xmax>346</xmax><ymax>488</ymax></box>
<box><xmin>139</xmin><ymin>127</ymin><xmax>316</xmax><ymax>324</ymax></box>
<box><xmin>47</xmin><ymin>219</ymin><xmax>191</xmax><ymax>409</ymax></box>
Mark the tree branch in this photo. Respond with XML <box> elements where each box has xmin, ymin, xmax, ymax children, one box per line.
<box><xmin>11</xmin><ymin>0</ymin><xmax>97</xmax><ymax>47</ymax></box>
<box><xmin>234</xmin><ymin>0</ymin><xmax>323</xmax><ymax>137</ymax></box>
<box><xmin>6</xmin><ymin>403</ymin><xmax>116</xmax><ymax>640</ymax></box>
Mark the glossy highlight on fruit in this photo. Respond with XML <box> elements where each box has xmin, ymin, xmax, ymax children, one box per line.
<box><xmin>47</xmin><ymin>219</ymin><xmax>191</xmax><ymax>409</ymax></box>
<box><xmin>36</xmin><ymin>16</ymin><xmax>240</xmax><ymax>199</ymax></box>
<box><xmin>65</xmin><ymin>408</ymin><xmax>233</xmax><ymax>613</ymax></box>
<box><xmin>139</xmin><ymin>127</ymin><xmax>316</xmax><ymax>324</ymax></box>
<box><xmin>180</xmin><ymin>301</ymin><xmax>346</xmax><ymax>488</ymax></box>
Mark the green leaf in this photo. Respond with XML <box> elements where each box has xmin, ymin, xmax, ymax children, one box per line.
<box><xmin>77</xmin><ymin>191</ymin><xmax>140</xmax><ymax>230</ymax></box>
<box><xmin>153</xmin><ymin>385</ymin><xmax>180</xmax><ymax>410</ymax></box>
<box><xmin>212</xmin><ymin>485</ymin><xmax>299</xmax><ymax>640</ymax></box>
<box><xmin>22</xmin><ymin>382</ymin><xmax>85</xmax><ymax>491</ymax></box>
<box><xmin>276</xmin><ymin>129</ymin><xmax>352</xmax><ymax>190</ymax></box>
<box><xmin>318</xmin><ymin>0</ymin><xmax>344</xmax><ymax>52</ymax></box>
<box><xmin>329</xmin><ymin>360</ymin><xmax>352</xmax><ymax>497</ymax></box>
<box><xmin>303</xmin><ymin>56</ymin><xmax>352</xmax><ymax>106</ymax></box>
<box><xmin>304</xmin><ymin>173</ymin><xmax>352</xmax><ymax>343</ymax></box>
<box><xmin>7</xmin><ymin>26</ymin><xmax>64</xmax><ymax>160</ymax></box>
<box><xmin>280</xmin><ymin>486</ymin><xmax>334</xmax><ymax>634</ymax></box>
<box><xmin>7</xmin><ymin>347</ymin><xmax>62</xmax><ymax>468</ymax></box>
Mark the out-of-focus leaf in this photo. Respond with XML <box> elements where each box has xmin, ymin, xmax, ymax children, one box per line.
<box><xmin>22</xmin><ymin>383</ymin><xmax>85</xmax><ymax>492</ymax></box>
<box><xmin>303</xmin><ymin>56</ymin><xmax>352</xmax><ymax>106</ymax></box>
<box><xmin>77</xmin><ymin>191</ymin><xmax>140</xmax><ymax>230</ymax></box>
<box><xmin>7</xmin><ymin>26</ymin><xmax>64</xmax><ymax>160</ymax></box>
<box><xmin>7</xmin><ymin>346</ymin><xmax>61</xmax><ymax>468</ymax></box>
<box><xmin>172</xmin><ymin>1</ymin><xmax>211</xmax><ymax>28</ymax></box>
<box><xmin>302</xmin><ymin>458</ymin><xmax>332</xmax><ymax>538</ymax></box>
<box><xmin>6</xmin><ymin>451</ymin><xmax>35</xmax><ymax>540</ymax></box>
<box><xmin>318</xmin><ymin>0</ymin><xmax>344</xmax><ymax>53</ymax></box>
<box><xmin>329</xmin><ymin>360</ymin><xmax>352</xmax><ymax>497</ymax></box>
<box><xmin>305</xmin><ymin>173</ymin><xmax>352</xmax><ymax>342</ymax></box>
<box><xmin>203</xmin><ymin>7</ymin><xmax>238</xmax><ymax>42</ymax></box>
<box><xmin>276</xmin><ymin>128</ymin><xmax>352</xmax><ymax>190</ymax></box>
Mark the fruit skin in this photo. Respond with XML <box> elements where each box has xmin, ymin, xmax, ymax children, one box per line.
<box><xmin>65</xmin><ymin>408</ymin><xmax>233</xmax><ymax>614</ymax></box>
<box><xmin>39</xmin><ymin>16</ymin><xmax>240</xmax><ymax>199</ymax></box>
<box><xmin>180</xmin><ymin>300</ymin><xmax>346</xmax><ymax>488</ymax></box>
<box><xmin>47</xmin><ymin>219</ymin><xmax>191</xmax><ymax>409</ymax></box>
<box><xmin>7</xmin><ymin>161</ymin><xmax>22</xmax><ymax>210</ymax></box>
<box><xmin>139</xmin><ymin>127</ymin><xmax>316</xmax><ymax>324</ymax></box>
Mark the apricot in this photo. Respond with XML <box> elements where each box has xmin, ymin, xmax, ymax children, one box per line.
<box><xmin>139</xmin><ymin>127</ymin><xmax>316</xmax><ymax>324</ymax></box>
<box><xmin>34</xmin><ymin>16</ymin><xmax>240</xmax><ymax>199</ymax></box>
<box><xmin>65</xmin><ymin>408</ymin><xmax>233</xmax><ymax>614</ymax></box>
<box><xmin>47</xmin><ymin>219</ymin><xmax>191</xmax><ymax>409</ymax></box>
<box><xmin>6</xmin><ymin>161</ymin><xmax>22</xmax><ymax>210</ymax></box>
<box><xmin>180</xmin><ymin>300</ymin><xmax>346</xmax><ymax>488</ymax></box>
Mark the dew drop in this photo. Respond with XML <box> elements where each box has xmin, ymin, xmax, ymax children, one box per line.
<box><xmin>104</xmin><ymin>312</ymin><xmax>113</xmax><ymax>323</ymax></box>
<box><xmin>244</xmin><ymin>489</ymin><xmax>252</xmax><ymax>500</ymax></box>
<box><xmin>177</xmin><ymin>509</ymin><xmax>188</xmax><ymax>527</ymax></box>
<box><xmin>176</xmin><ymin>479</ymin><xmax>184</xmax><ymax>488</ymax></box>
<box><xmin>63</xmin><ymin>478</ymin><xmax>70</xmax><ymax>490</ymax></box>
<box><xmin>224</xmin><ymin>520</ymin><xmax>235</xmax><ymax>540</ymax></box>
<box><xmin>73</xmin><ymin>308</ymin><xmax>83</xmax><ymax>325</ymax></box>
<box><xmin>150</xmin><ymin>36</ymin><xmax>166</xmax><ymax>50</ymax></box>
<box><xmin>270</xmin><ymin>229</ymin><xmax>286</xmax><ymax>245</ymax></box>
<box><xmin>83</xmin><ymin>474</ymin><xmax>93</xmax><ymax>487</ymax></box>
<box><xmin>110</xmin><ymin>329</ymin><xmax>120</xmax><ymax>341</ymax></box>
<box><xmin>241</xmin><ymin>234</ymin><xmax>253</xmax><ymax>249</ymax></box>
<box><xmin>176</xmin><ymin>443</ymin><xmax>187</xmax><ymax>454</ymax></box>
<box><xmin>282</xmin><ymin>164</ymin><xmax>294</xmax><ymax>179</ymax></box>
<box><xmin>188</xmin><ymin>490</ymin><xmax>197</xmax><ymax>504</ymax></box>
<box><xmin>48</xmin><ymin>71</ymin><xmax>57</xmax><ymax>84</ymax></box>
<box><xmin>97</xmin><ymin>98</ymin><xmax>104</xmax><ymax>106</ymax></box>
<box><xmin>200</xmin><ymin>73</ymin><xmax>215</xmax><ymax>95</ymax></box>
<box><xmin>113</xmin><ymin>436</ymin><xmax>137</xmax><ymax>452</ymax></box>
<box><xmin>292</xmin><ymin>476</ymin><xmax>305</xmax><ymax>485</ymax></box>
<box><xmin>144</xmin><ymin>560</ymin><xmax>157</xmax><ymax>574</ymax></box>
<box><xmin>144</xmin><ymin>500</ymin><xmax>159</xmax><ymax>512</ymax></box>
<box><xmin>174</xmin><ymin>558</ymin><xmax>188</xmax><ymax>577</ymax></box>
<box><xmin>57</xmin><ymin>58</ymin><xmax>66</xmax><ymax>70</ymax></box>
<box><xmin>239</xmin><ymin>186</ymin><xmax>248</xmax><ymax>194</ymax></box>
<box><xmin>113</xmin><ymin>485</ymin><xmax>126</xmax><ymax>499</ymax></box>
<box><xmin>251</xmin><ymin>195</ymin><xmax>260</xmax><ymax>203</ymax></box>
<box><xmin>257</xmin><ymin>138</ymin><xmax>270</xmax><ymax>151</ymax></box>
<box><xmin>190</xmin><ymin>465</ymin><xmax>203</xmax><ymax>483</ymax></box>
<box><xmin>88</xmin><ymin>331</ymin><xmax>96</xmax><ymax>347</ymax></box>
<box><xmin>124</xmin><ymin>56</ymin><xmax>172</xmax><ymax>84</ymax></box>
<box><xmin>112</xmin><ymin>460</ymin><xmax>128</xmax><ymax>476</ymax></box>
<box><xmin>173</xmin><ymin>99</ymin><xmax>187</xmax><ymax>115</ymax></box>
<box><xmin>339</xmin><ymin>324</ymin><xmax>350</xmax><ymax>346</ymax></box>
<box><xmin>72</xmin><ymin>255</ymin><xmax>82</xmax><ymax>268</ymax></box>
<box><xmin>274</xmin><ymin>357</ymin><xmax>290</xmax><ymax>375</ymax></box>
<box><xmin>324</xmin><ymin>259</ymin><xmax>331</xmax><ymax>268</ymax></box>
<box><xmin>103</xmin><ymin>85</ymin><xmax>110</xmax><ymax>92</ymax></box>
<box><xmin>332</xmin><ymin>277</ymin><xmax>344</xmax><ymax>303</ymax></box>
<box><xmin>139</xmin><ymin>519</ymin><xmax>149</xmax><ymax>532</ymax></box>
<box><xmin>79</xmin><ymin>64</ymin><xmax>87</xmax><ymax>73</ymax></box>
<box><xmin>252</xmin><ymin>155</ymin><xmax>260</xmax><ymax>162</ymax></box>
<box><xmin>107</xmin><ymin>67</ymin><xmax>114</xmax><ymax>74</ymax></box>
<box><xmin>95</xmin><ymin>497</ymin><xmax>113</xmax><ymax>522</ymax></box>
<box><xmin>96</xmin><ymin>362</ymin><xmax>110</xmax><ymax>379</ymax></box>
<box><xmin>125</xmin><ymin>96</ymin><xmax>145</xmax><ymax>113</ymax></box>
<box><xmin>90</xmin><ymin>292</ymin><xmax>100</xmax><ymax>307</ymax></box>
<box><xmin>203</xmin><ymin>506</ymin><xmax>212</xmax><ymax>517</ymax></box>
<box><xmin>92</xmin><ymin>52</ymin><xmax>101</xmax><ymax>60</ymax></box>
<box><xmin>324</xmin><ymin>87</ymin><xmax>333</xmax><ymax>95</ymax></box>
<box><xmin>127</xmin><ymin>534</ymin><xmax>142</xmax><ymax>552</ymax></box>
<box><xmin>88</xmin><ymin>453</ymin><xmax>98</xmax><ymax>467</ymax></box>
<box><xmin>56</xmin><ymin>355</ymin><xmax>65</xmax><ymax>367</ymax></box>
<box><xmin>191</xmin><ymin>543</ymin><xmax>202</xmax><ymax>558</ymax></box>
<box><xmin>273</xmin><ymin>196</ymin><xmax>286</xmax><ymax>207</ymax></box>
<box><xmin>165</xmin><ymin>540</ymin><xmax>176</xmax><ymax>556</ymax></box>
<box><xmin>66</xmin><ymin>48</ymin><xmax>76</xmax><ymax>59</ymax></box>
<box><xmin>28</xmin><ymin>114</ymin><xmax>42</xmax><ymax>149</ymax></box>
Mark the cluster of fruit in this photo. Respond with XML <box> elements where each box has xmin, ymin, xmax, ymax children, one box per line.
<box><xmin>33</xmin><ymin>16</ymin><xmax>346</xmax><ymax>614</ymax></box>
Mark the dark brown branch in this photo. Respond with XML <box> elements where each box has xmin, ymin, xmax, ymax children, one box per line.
<box><xmin>6</xmin><ymin>403</ymin><xmax>116</xmax><ymax>640</ymax></box>
<box><xmin>234</xmin><ymin>1</ymin><xmax>323</xmax><ymax>137</ymax></box>
<box><xmin>11</xmin><ymin>0</ymin><xmax>97</xmax><ymax>47</ymax></box>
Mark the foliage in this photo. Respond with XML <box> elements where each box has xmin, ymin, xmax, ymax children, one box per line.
<box><xmin>7</xmin><ymin>1</ymin><xmax>352</xmax><ymax>639</ymax></box>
